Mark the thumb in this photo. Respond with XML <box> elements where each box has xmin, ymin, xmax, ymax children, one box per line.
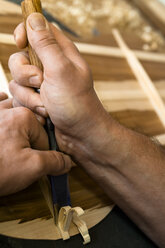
<box><xmin>26</xmin><ymin>13</ymin><xmax>66</xmax><ymax>72</ymax></box>
<box><xmin>30</xmin><ymin>150</ymin><xmax>74</xmax><ymax>176</ymax></box>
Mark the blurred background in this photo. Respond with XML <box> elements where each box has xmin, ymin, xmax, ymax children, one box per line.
<box><xmin>40</xmin><ymin>0</ymin><xmax>165</xmax><ymax>52</ymax></box>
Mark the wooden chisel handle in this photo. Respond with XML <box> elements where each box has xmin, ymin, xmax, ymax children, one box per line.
<box><xmin>21</xmin><ymin>1</ymin><xmax>71</xmax><ymax>222</ymax></box>
<box><xmin>21</xmin><ymin>0</ymin><xmax>43</xmax><ymax>70</ymax></box>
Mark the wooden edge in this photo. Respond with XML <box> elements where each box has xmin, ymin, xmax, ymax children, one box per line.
<box><xmin>0</xmin><ymin>33</ymin><xmax>15</xmax><ymax>45</ymax></box>
<box><xmin>0</xmin><ymin>33</ymin><xmax>165</xmax><ymax>64</ymax></box>
<box><xmin>94</xmin><ymin>80</ymin><xmax>165</xmax><ymax>101</ymax></box>
<box><xmin>112</xmin><ymin>28</ymin><xmax>165</xmax><ymax>128</ymax></box>
<box><xmin>0</xmin><ymin>205</ymin><xmax>114</xmax><ymax>240</ymax></box>
<box><xmin>74</xmin><ymin>42</ymin><xmax>165</xmax><ymax>63</ymax></box>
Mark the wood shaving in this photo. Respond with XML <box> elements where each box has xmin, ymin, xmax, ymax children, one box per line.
<box><xmin>42</xmin><ymin>0</ymin><xmax>165</xmax><ymax>51</ymax></box>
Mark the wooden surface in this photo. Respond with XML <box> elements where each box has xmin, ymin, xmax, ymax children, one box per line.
<box><xmin>0</xmin><ymin>205</ymin><xmax>113</xmax><ymax>240</ymax></box>
<box><xmin>0</xmin><ymin>0</ymin><xmax>165</xmax><ymax>241</ymax></box>
<box><xmin>112</xmin><ymin>29</ymin><xmax>165</xmax><ymax>127</ymax></box>
<box><xmin>75</xmin><ymin>42</ymin><xmax>165</xmax><ymax>63</ymax></box>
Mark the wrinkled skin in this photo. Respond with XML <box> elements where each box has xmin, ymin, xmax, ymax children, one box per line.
<box><xmin>9</xmin><ymin>14</ymin><xmax>110</xmax><ymax>164</ymax></box>
<box><xmin>9</xmin><ymin>13</ymin><xmax>165</xmax><ymax>247</ymax></box>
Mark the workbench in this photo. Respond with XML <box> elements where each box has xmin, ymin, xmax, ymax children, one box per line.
<box><xmin>0</xmin><ymin>207</ymin><xmax>158</xmax><ymax>248</ymax></box>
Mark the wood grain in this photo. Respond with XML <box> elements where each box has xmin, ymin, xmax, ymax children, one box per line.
<box><xmin>0</xmin><ymin>167</ymin><xmax>114</xmax><ymax>240</ymax></box>
<box><xmin>82</xmin><ymin>54</ymin><xmax>165</xmax><ymax>81</ymax></box>
<box><xmin>21</xmin><ymin>0</ymin><xmax>43</xmax><ymax>70</ymax></box>
<box><xmin>113</xmin><ymin>29</ymin><xmax>165</xmax><ymax>127</ymax></box>
<box><xmin>0</xmin><ymin>167</ymin><xmax>113</xmax><ymax>223</ymax></box>
<box><xmin>0</xmin><ymin>0</ymin><xmax>165</xmax><ymax>241</ymax></box>
<box><xmin>0</xmin><ymin>205</ymin><xmax>114</xmax><ymax>240</ymax></box>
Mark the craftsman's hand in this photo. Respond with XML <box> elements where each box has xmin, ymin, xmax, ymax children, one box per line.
<box><xmin>8</xmin><ymin>14</ymin><xmax>165</xmax><ymax>247</ymax></box>
<box><xmin>0</xmin><ymin>95</ymin><xmax>72</xmax><ymax>196</ymax></box>
<box><xmin>9</xmin><ymin>13</ymin><xmax>110</xmax><ymax>161</ymax></box>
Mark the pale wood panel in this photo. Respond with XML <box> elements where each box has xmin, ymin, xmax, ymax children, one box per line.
<box><xmin>75</xmin><ymin>42</ymin><xmax>165</xmax><ymax>64</ymax></box>
<box><xmin>94</xmin><ymin>80</ymin><xmax>165</xmax><ymax>101</ymax></box>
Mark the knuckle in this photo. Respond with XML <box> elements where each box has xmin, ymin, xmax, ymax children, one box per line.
<box><xmin>25</xmin><ymin>93</ymin><xmax>32</xmax><ymax>109</ymax></box>
<box><xmin>8</xmin><ymin>53</ymin><xmax>18</xmax><ymax>69</ymax></box>
<box><xmin>45</xmin><ymin>57</ymin><xmax>70</xmax><ymax>78</ymax></box>
<box><xmin>56</xmin><ymin>152</ymin><xmax>67</xmax><ymax>173</ymax></box>
<box><xmin>35</xmin><ymin>33</ymin><xmax>56</xmax><ymax>51</ymax></box>
<box><xmin>9</xmin><ymin>54</ymin><xmax>26</xmax><ymax>83</ymax></box>
<box><xmin>12</xmin><ymin>98</ymin><xmax>17</xmax><ymax>108</ymax></box>
<box><xmin>83</xmin><ymin>63</ymin><xmax>92</xmax><ymax>79</ymax></box>
<box><xmin>12</xmin><ymin>98</ymin><xmax>21</xmax><ymax>108</ymax></box>
<box><xmin>56</xmin><ymin>58</ymin><xmax>71</xmax><ymax>74</ymax></box>
<box><xmin>46</xmin><ymin>152</ymin><xmax>65</xmax><ymax>175</ymax></box>
<box><xmin>9</xmin><ymin>80</ymin><xmax>16</xmax><ymax>94</ymax></box>
<box><xmin>25</xmin><ymin>151</ymin><xmax>45</xmax><ymax>177</ymax></box>
<box><xmin>33</xmin><ymin>153</ymin><xmax>45</xmax><ymax>175</ymax></box>
<box><xmin>14</xmin><ymin>68</ymin><xmax>26</xmax><ymax>83</ymax></box>
<box><xmin>25</xmin><ymin>94</ymin><xmax>39</xmax><ymax>113</ymax></box>
<box><xmin>14</xmin><ymin>106</ymin><xmax>33</xmax><ymax>122</ymax></box>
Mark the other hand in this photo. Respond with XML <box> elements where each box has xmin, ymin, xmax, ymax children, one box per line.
<box><xmin>0</xmin><ymin>93</ymin><xmax>72</xmax><ymax>196</ymax></box>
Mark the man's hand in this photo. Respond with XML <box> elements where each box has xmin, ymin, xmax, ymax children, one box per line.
<box><xmin>0</xmin><ymin>94</ymin><xmax>72</xmax><ymax>196</ymax></box>
<box><xmin>9</xmin><ymin>13</ymin><xmax>165</xmax><ymax>247</ymax></box>
<box><xmin>9</xmin><ymin>13</ymin><xmax>110</xmax><ymax>160</ymax></box>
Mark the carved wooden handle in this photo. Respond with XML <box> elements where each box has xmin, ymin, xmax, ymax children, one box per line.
<box><xmin>21</xmin><ymin>0</ymin><xmax>43</xmax><ymax>71</ymax></box>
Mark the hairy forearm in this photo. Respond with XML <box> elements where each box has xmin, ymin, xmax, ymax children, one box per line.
<box><xmin>73</xmin><ymin>114</ymin><xmax>165</xmax><ymax>247</ymax></box>
<box><xmin>55</xmin><ymin>88</ymin><xmax>165</xmax><ymax>246</ymax></box>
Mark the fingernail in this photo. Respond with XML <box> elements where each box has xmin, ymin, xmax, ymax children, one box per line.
<box><xmin>28</xmin><ymin>13</ymin><xmax>48</xmax><ymax>31</ymax></box>
<box><xmin>35</xmin><ymin>106</ymin><xmax>48</xmax><ymax>117</ymax></box>
<box><xmin>29</xmin><ymin>75</ymin><xmax>41</xmax><ymax>87</ymax></box>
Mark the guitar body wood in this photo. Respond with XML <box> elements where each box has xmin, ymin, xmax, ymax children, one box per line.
<box><xmin>0</xmin><ymin>0</ymin><xmax>165</xmax><ymax>241</ymax></box>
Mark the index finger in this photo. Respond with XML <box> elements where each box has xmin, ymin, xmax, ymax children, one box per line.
<box><xmin>0</xmin><ymin>98</ymin><xmax>13</xmax><ymax>110</ymax></box>
<box><xmin>14</xmin><ymin>22</ymin><xmax>27</xmax><ymax>49</ymax></box>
